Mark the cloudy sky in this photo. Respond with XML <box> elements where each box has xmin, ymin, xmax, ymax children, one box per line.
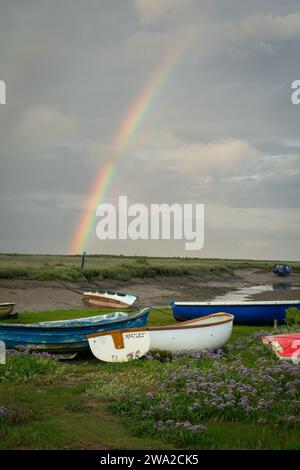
<box><xmin>0</xmin><ymin>0</ymin><xmax>299</xmax><ymax>259</ymax></box>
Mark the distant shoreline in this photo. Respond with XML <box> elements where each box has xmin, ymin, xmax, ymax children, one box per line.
<box><xmin>0</xmin><ymin>253</ymin><xmax>299</xmax><ymax>283</ymax></box>
<box><xmin>0</xmin><ymin>262</ymin><xmax>299</xmax><ymax>313</ymax></box>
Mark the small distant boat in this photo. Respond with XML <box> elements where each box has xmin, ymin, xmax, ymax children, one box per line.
<box><xmin>0</xmin><ymin>307</ymin><xmax>151</xmax><ymax>354</ymax></box>
<box><xmin>0</xmin><ymin>303</ymin><xmax>16</xmax><ymax>320</ymax></box>
<box><xmin>263</xmin><ymin>333</ymin><xmax>300</xmax><ymax>364</ymax></box>
<box><xmin>272</xmin><ymin>264</ymin><xmax>293</xmax><ymax>277</ymax></box>
<box><xmin>171</xmin><ymin>300</ymin><xmax>300</xmax><ymax>326</ymax></box>
<box><xmin>87</xmin><ymin>313</ymin><xmax>234</xmax><ymax>362</ymax></box>
<box><xmin>83</xmin><ymin>288</ymin><xmax>138</xmax><ymax>309</ymax></box>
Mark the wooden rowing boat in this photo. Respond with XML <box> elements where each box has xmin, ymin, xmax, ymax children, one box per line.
<box><xmin>0</xmin><ymin>303</ymin><xmax>16</xmax><ymax>320</ymax></box>
<box><xmin>83</xmin><ymin>289</ymin><xmax>138</xmax><ymax>309</ymax></box>
<box><xmin>87</xmin><ymin>312</ymin><xmax>234</xmax><ymax>362</ymax></box>
<box><xmin>263</xmin><ymin>333</ymin><xmax>300</xmax><ymax>364</ymax></box>
<box><xmin>0</xmin><ymin>307</ymin><xmax>151</xmax><ymax>354</ymax></box>
<box><xmin>171</xmin><ymin>300</ymin><xmax>300</xmax><ymax>325</ymax></box>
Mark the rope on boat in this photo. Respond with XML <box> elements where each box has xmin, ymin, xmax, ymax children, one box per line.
<box><xmin>57</xmin><ymin>281</ymin><xmax>83</xmax><ymax>296</ymax></box>
<box><xmin>150</xmin><ymin>306</ymin><xmax>172</xmax><ymax>317</ymax></box>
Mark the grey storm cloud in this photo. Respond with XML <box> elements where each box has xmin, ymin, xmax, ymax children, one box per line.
<box><xmin>0</xmin><ymin>0</ymin><xmax>299</xmax><ymax>259</ymax></box>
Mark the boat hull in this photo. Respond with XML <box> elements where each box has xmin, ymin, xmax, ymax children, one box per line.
<box><xmin>149</xmin><ymin>316</ymin><xmax>233</xmax><ymax>352</ymax></box>
<box><xmin>171</xmin><ymin>300</ymin><xmax>300</xmax><ymax>325</ymax></box>
<box><xmin>0</xmin><ymin>303</ymin><xmax>15</xmax><ymax>320</ymax></box>
<box><xmin>87</xmin><ymin>313</ymin><xmax>234</xmax><ymax>362</ymax></box>
<box><xmin>0</xmin><ymin>308</ymin><xmax>151</xmax><ymax>353</ymax></box>
<box><xmin>263</xmin><ymin>333</ymin><xmax>300</xmax><ymax>364</ymax></box>
<box><xmin>83</xmin><ymin>291</ymin><xmax>138</xmax><ymax>309</ymax></box>
<box><xmin>83</xmin><ymin>296</ymin><xmax>131</xmax><ymax>309</ymax></box>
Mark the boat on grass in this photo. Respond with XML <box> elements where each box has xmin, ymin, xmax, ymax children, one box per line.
<box><xmin>263</xmin><ymin>333</ymin><xmax>300</xmax><ymax>364</ymax></box>
<box><xmin>171</xmin><ymin>300</ymin><xmax>300</xmax><ymax>325</ymax></box>
<box><xmin>87</xmin><ymin>312</ymin><xmax>234</xmax><ymax>362</ymax></box>
<box><xmin>0</xmin><ymin>307</ymin><xmax>151</xmax><ymax>354</ymax></box>
<box><xmin>0</xmin><ymin>303</ymin><xmax>16</xmax><ymax>320</ymax></box>
<box><xmin>83</xmin><ymin>288</ymin><xmax>138</xmax><ymax>309</ymax></box>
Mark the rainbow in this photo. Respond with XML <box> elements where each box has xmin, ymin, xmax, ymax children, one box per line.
<box><xmin>69</xmin><ymin>29</ymin><xmax>194</xmax><ymax>254</ymax></box>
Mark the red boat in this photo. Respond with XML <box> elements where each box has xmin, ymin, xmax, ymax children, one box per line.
<box><xmin>263</xmin><ymin>333</ymin><xmax>300</xmax><ymax>364</ymax></box>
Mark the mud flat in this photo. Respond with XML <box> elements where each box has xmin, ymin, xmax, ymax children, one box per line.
<box><xmin>0</xmin><ymin>268</ymin><xmax>299</xmax><ymax>312</ymax></box>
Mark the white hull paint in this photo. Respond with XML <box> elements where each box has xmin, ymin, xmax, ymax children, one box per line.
<box><xmin>149</xmin><ymin>316</ymin><xmax>233</xmax><ymax>352</ymax></box>
<box><xmin>83</xmin><ymin>291</ymin><xmax>137</xmax><ymax>308</ymax></box>
<box><xmin>87</xmin><ymin>313</ymin><xmax>234</xmax><ymax>362</ymax></box>
<box><xmin>0</xmin><ymin>303</ymin><xmax>15</xmax><ymax>319</ymax></box>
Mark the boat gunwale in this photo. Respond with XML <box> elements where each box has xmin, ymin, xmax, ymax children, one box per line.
<box><xmin>83</xmin><ymin>290</ymin><xmax>138</xmax><ymax>299</ymax></box>
<box><xmin>171</xmin><ymin>300</ymin><xmax>300</xmax><ymax>307</ymax></box>
<box><xmin>0</xmin><ymin>307</ymin><xmax>151</xmax><ymax>330</ymax></box>
<box><xmin>86</xmin><ymin>312</ymin><xmax>234</xmax><ymax>339</ymax></box>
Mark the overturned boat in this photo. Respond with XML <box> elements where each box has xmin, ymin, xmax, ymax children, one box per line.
<box><xmin>83</xmin><ymin>288</ymin><xmax>138</xmax><ymax>309</ymax></box>
<box><xmin>87</xmin><ymin>312</ymin><xmax>234</xmax><ymax>362</ymax></box>
<box><xmin>171</xmin><ymin>300</ymin><xmax>300</xmax><ymax>325</ymax></box>
<box><xmin>0</xmin><ymin>307</ymin><xmax>151</xmax><ymax>354</ymax></box>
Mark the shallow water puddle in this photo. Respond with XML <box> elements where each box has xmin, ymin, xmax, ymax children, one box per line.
<box><xmin>213</xmin><ymin>283</ymin><xmax>298</xmax><ymax>302</ymax></box>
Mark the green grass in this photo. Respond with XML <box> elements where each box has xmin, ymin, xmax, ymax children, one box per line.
<box><xmin>0</xmin><ymin>383</ymin><xmax>170</xmax><ymax>450</ymax></box>
<box><xmin>0</xmin><ymin>253</ymin><xmax>299</xmax><ymax>281</ymax></box>
<box><xmin>0</xmin><ymin>308</ymin><xmax>176</xmax><ymax>449</ymax></box>
<box><xmin>3</xmin><ymin>307</ymin><xmax>173</xmax><ymax>325</ymax></box>
<box><xmin>104</xmin><ymin>327</ymin><xmax>299</xmax><ymax>448</ymax></box>
<box><xmin>3</xmin><ymin>308</ymin><xmax>128</xmax><ymax>324</ymax></box>
<box><xmin>0</xmin><ymin>307</ymin><xmax>299</xmax><ymax>450</ymax></box>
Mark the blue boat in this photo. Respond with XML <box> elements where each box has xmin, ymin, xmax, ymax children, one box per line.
<box><xmin>0</xmin><ymin>308</ymin><xmax>151</xmax><ymax>354</ymax></box>
<box><xmin>272</xmin><ymin>264</ymin><xmax>293</xmax><ymax>277</ymax></box>
<box><xmin>171</xmin><ymin>300</ymin><xmax>300</xmax><ymax>326</ymax></box>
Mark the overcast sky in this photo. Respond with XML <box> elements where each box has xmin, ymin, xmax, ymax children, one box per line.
<box><xmin>0</xmin><ymin>0</ymin><xmax>299</xmax><ymax>259</ymax></box>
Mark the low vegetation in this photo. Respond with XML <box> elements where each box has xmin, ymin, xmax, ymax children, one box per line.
<box><xmin>0</xmin><ymin>253</ymin><xmax>299</xmax><ymax>282</ymax></box>
<box><xmin>108</xmin><ymin>334</ymin><xmax>300</xmax><ymax>447</ymax></box>
<box><xmin>0</xmin><ymin>307</ymin><xmax>299</xmax><ymax>449</ymax></box>
<box><xmin>286</xmin><ymin>307</ymin><xmax>300</xmax><ymax>327</ymax></box>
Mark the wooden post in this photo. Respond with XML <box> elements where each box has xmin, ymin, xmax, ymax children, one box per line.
<box><xmin>81</xmin><ymin>251</ymin><xmax>86</xmax><ymax>269</ymax></box>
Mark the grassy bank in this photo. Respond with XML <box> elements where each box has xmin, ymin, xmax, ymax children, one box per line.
<box><xmin>0</xmin><ymin>307</ymin><xmax>299</xmax><ymax>449</ymax></box>
<box><xmin>0</xmin><ymin>254</ymin><xmax>299</xmax><ymax>282</ymax></box>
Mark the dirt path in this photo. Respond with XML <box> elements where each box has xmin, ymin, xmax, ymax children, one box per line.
<box><xmin>0</xmin><ymin>268</ymin><xmax>299</xmax><ymax>312</ymax></box>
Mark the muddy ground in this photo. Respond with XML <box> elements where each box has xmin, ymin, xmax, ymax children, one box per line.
<box><xmin>0</xmin><ymin>268</ymin><xmax>300</xmax><ymax>312</ymax></box>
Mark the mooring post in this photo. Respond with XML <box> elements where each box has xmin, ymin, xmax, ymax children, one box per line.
<box><xmin>81</xmin><ymin>251</ymin><xmax>86</xmax><ymax>269</ymax></box>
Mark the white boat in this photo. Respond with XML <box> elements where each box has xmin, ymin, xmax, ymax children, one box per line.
<box><xmin>87</xmin><ymin>312</ymin><xmax>234</xmax><ymax>362</ymax></box>
<box><xmin>83</xmin><ymin>289</ymin><xmax>138</xmax><ymax>309</ymax></box>
<box><xmin>0</xmin><ymin>303</ymin><xmax>16</xmax><ymax>320</ymax></box>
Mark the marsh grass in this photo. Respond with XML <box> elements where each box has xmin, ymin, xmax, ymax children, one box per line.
<box><xmin>286</xmin><ymin>307</ymin><xmax>300</xmax><ymax>327</ymax></box>
<box><xmin>1</xmin><ymin>253</ymin><xmax>298</xmax><ymax>281</ymax></box>
<box><xmin>0</xmin><ymin>352</ymin><xmax>60</xmax><ymax>384</ymax></box>
<box><xmin>0</xmin><ymin>307</ymin><xmax>299</xmax><ymax>449</ymax></box>
<box><xmin>3</xmin><ymin>306</ymin><xmax>171</xmax><ymax>325</ymax></box>
<box><xmin>3</xmin><ymin>307</ymin><xmax>126</xmax><ymax>324</ymax></box>
<box><xmin>105</xmin><ymin>327</ymin><xmax>300</xmax><ymax>448</ymax></box>
<box><xmin>0</xmin><ymin>263</ymin><xmax>233</xmax><ymax>282</ymax></box>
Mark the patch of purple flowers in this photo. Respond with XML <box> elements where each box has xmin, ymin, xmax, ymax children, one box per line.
<box><xmin>139</xmin><ymin>331</ymin><xmax>300</xmax><ymax>433</ymax></box>
<box><xmin>156</xmin><ymin>419</ymin><xmax>207</xmax><ymax>433</ymax></box>
<box><xmin>7</xmin><ymin>347</ymin><xmax>58</xmax><ymax>360</ymax></box>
